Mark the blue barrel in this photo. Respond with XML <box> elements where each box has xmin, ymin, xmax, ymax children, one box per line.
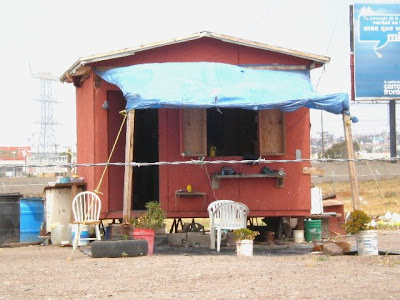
<box><xmin>0</xmin><ymin>193</ymin><xmax>21</xmax><ymax>246</ymax></box>
<box><xmin>20</xmin><ymin>197</ymin><xmax>44</xmax><ymax>243</ymax></box>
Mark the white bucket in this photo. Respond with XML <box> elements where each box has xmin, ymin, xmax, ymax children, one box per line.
<box><xmin>69</xmin><ymin>224</ymin><xmax>90</xmax><ymax>246</ymax></box>
<box><xmin>293</xmin><ymin>230</ymin><xmax>305</xmax><ymax>243</ymax></box>
<box><xmin>51</xmin><ymin>224</ymin><xmax>68</xmax><ymax>245</ymax></box>
<box><xmin>236</xmin><ymin>240</ymin><xmax>253</xmax><ymax>256</ymax></box>
<box><xmin>356</xmin><ymin>230</ymin><xmax>378</xmax><ymax>256</ymax></box>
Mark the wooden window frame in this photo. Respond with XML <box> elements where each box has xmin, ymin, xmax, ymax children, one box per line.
<box><xmin>180</xmin><ymin>108</ymin><xmax>285</xmax><ymax>157</ymax></box>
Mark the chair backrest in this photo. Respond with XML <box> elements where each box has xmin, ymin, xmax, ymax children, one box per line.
<box><xmin>213</xmin><ymin>202</ymin><xmax>249</xmax><ymax>230</ymax></box>
<box><xmin>207</xmin><ymin>200</ymin><xmax>235</xmax><ymax>227</ymax></box>
<box><xmin>207</xmin><ymin>200</ymin><xmax>235</xmax><ymax>216</ymax></box>
<box><xmin>72</xmin><ymin>191</ymin><xmax>101</xmax><ymax>222</ymax></box>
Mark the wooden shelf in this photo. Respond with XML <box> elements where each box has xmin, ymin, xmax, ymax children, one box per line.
<box><xmin>175</xmin><ymin>191</ymin><xmax>206</xmax><ymax>198</ymax></box>
<box><xmin>212</xmin><ymin>173</ymin><xmax>285</xmax><ymax>189</ymax></box>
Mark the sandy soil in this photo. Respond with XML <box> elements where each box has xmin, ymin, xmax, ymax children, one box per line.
<box><xmin>1</xmin><ymin>230</ymin><xmax>400</xmax><ymax>300</ymax></box>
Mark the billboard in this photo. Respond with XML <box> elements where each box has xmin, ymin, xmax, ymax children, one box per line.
<box><xmin>0</xmin><ymin>147</ymin><xmax>30</xmax><ymax>160</ymax></box>
<box><xmin>353</xmin><ymin>3</ymin><xmax>400</xmax><ymax>99</ymax></box>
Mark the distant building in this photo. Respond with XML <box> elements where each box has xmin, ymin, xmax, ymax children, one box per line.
<box><xmin>27</xmin><ymin>152</ymin><xmax>70</xmax><ymax>177</ymax></box>
<box><xmin>0</xmin><ymin>146</ymin><xmax>30</xmax><ymax>177</ymax></box>
<box><xmin>0</xmin><ymin>146</ymin><xmax>71</xmax><ymax>177</ymax></box>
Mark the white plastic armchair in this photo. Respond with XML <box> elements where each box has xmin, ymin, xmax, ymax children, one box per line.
<box><xmin>72</xmin><ymin>191</ymin><xmax>102</xmax><ymax>250</ymax></box>
<box><xmin>213</xmin><ymin>202</ymin><xmax>249</xmax><ymax>252</ymax></box>
<box><xmin>207</xmin><ymin>200</ymin><xmax>235</xmax><ymax>249</ymax></box>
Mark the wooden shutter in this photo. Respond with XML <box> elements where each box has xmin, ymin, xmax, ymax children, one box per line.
<box><xmin>181</xmin><ymin>109</ymin><xmax>207</xmax><ymax>156</ymax></box>
<box><xmin>258</xmin><ymin>109</ymin><xmax>285</xmax><ymax>155</ymax></box>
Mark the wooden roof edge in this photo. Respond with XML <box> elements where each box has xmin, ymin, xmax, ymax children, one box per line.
<box><xmin>207</xmin><ymin>31</ymin><xmax>330</xmax><ymax>64</ymax></box>
<box><xmin>60</xmin><ymin>31</ymin><xmax>330</xmax><ymax>83</ymax></box>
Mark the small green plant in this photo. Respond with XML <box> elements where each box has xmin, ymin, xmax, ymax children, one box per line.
<box><xmin>121</xmin><ymin>252</ymin><xmax>128</xmax><ymax>258</ymax></box>
<box><xmin>344</xmin><ymin>210</ymin><xmax>372</xmax><ymax>234</ymax></box>
<box><xmin>130</xmin><ymin>201</ymin><xmax>166</xmax><ymax>230</ymax></box>
<box><xmin>233</xmin><ymin>228</ymin><xmax>259</xmax><ymax>241</ymax></box>
<box><xmin>316</xmin><ymin>255</ymin><xmax>330</xmax><ymax>262</ymax></box>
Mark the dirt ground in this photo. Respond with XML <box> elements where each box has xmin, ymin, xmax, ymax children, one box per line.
<box><xmin>1</xmin><ymin>230</ymin><xmax>400</xmax><ymax>300</ymax></box>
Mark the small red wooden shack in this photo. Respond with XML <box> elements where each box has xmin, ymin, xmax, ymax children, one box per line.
<box><xmin>61</xmin><ymin>31</ymin><xmax>348</xmax><ymax>224</ymax></box>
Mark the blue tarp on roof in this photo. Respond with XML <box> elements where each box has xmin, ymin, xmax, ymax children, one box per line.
<box><xmin>96</xmin><ymin>62</ymin><xmax>349</xmax><ymax>114</ymax></box>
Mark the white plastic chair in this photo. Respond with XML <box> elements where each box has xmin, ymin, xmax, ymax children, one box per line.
<box><xmin>207</xmin><ymin>200</ymin><xmax>235</xmax><ymax>249</ymax></box>
<box><xmin>213</xmin><ymin>202</ymin><xmax>249</xmax><ymax>252</ymax></box>
<box><xmin>72</xmin><ymin>191</ymin><xmax>102</xmax><ymax>250</ymax></box>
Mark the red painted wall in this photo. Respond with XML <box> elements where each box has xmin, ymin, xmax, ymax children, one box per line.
<box><xmin>76</xmin><ymin>37</ymin><xmax>314</xmax><ymax>218</ymax></box>
<box><xmin>158</xmin><ymin>108</ymin><xmax>310</xmax><ymax>218</ymax></box>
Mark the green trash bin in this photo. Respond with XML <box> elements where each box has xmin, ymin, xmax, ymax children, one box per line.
<box><xmin>304</xmin><ymin>219</ymin><xmax>322</xmax><ymax>242</ymax></box>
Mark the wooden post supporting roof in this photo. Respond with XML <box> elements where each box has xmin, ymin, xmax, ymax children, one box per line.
<box><xmin>123</xmin><ymin>109</ymin><xmax>135</xmax><ymax>222</ymax></box>
<box><xmin>342</xmin><ymin>113</ymin><xmax>360</xmax><ymax>210</ymax></box>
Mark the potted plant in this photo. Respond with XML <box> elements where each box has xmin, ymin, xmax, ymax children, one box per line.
<box><xmin>344</xmin><ymin>209</ymin><xmax>378</xmax><ymax>256</ymax></box>
<box><xmin>233</xmin><ymin>228</ymin><xmax>259</xmax><ymax>257</ymax></box>
<box><xmin>130</xmin><ymin>201</ymin><xmax>166</xmax><ymax>255</ymax></box>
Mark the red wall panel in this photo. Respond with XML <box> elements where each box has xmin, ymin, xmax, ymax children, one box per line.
<box><xmin>76</xmin><ymin>74</ymin><xmax>96</xmax><ymax>192</ymax></box>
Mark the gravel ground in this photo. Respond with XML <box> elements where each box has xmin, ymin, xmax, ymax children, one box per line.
<box><xmin>1</xmin><ymin>230</ymin><xmax>400</xmax><ymax>299</ymax></box>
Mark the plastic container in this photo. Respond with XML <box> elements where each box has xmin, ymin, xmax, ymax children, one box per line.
<box><xmin>356</xmin><ymin>230</ymin><xmax>378</xmax><ymax>256</ymax></box>
<box><xmin>236</xmin><ymin>240</ymin><xmax>253</xmax><ymax>256</ymax></box>
<box><xmin>59</xmin><ymin>177</ymin><xmax>71</xmax><ymax>184</ymax></box>
<box><xmin>133</xmin><ymin>228</ymin><xmax>155</xmax><ymax>255</ymax></box>
<box><xmin>304</xmin><ymin>219</ymin><xmax>322</xmax><ymax>242</ymax></box>
<box><xmin>20</xmin><ymin>197</ymin><xmax>44</xmax><ymax>243</ymax></box>
<box><xmin>70</xmin><ymin>224</ymin><xmax>90</xmax><ymax>246</ymax></box>
<box><xmin>293</xmin><ymin>229</ymin><xmax>305</xmax><ymax>243</ymax></box>
<box><xmin>0</xmin><ymin>193</ymin><xmax>21</xmax><ymax>245</ymax></box>
<box><xmin>51</xmin><ymin>224</ymin><xmax>68</xmax><ymax>245</ymax></box>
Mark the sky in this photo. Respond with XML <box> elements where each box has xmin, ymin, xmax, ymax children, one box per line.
<box><xmin>1</xmin><ymin>0</ymin><xmax>399</xmax><ymax>151</ymax></box>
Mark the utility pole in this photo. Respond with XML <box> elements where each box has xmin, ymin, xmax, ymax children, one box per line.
<box><xmin>321</xmin><ymin>111</ymin><xmax>324</xmax><ymax>157</ymax></box>
<box><xmin>389</xmin><ymin>100</ymin><xmax>397</xmax><ymax>161</ymax></box>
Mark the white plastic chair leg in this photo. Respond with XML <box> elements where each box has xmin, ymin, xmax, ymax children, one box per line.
<box><xmin>217</xmin><ymin>227</ymin><xmax>222</xmax><ymax>252</ymax></box>
<box><xmin>210</xmin><ymin>227</ymin><xmax>216</xmax><ymax>249</ymax></box>
<box><xmin>95</xmin><ymin>225</ymin><xmax>101</xmax><ymax>240</ymax></box>
<box><xmin>73</xmin><ymin>225</ymin><xmax>80</xmax><ymax>250</ymax></box>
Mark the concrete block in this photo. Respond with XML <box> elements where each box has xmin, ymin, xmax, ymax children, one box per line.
<box><xmin>323</xmin><ymin>242</ymin><xmax>344</xmax><ymax>256</ymax></box>
<box><xmin>334</xmin><ymin>241</ymin><xmax>351</xmax><ymax>253</ymax></box>
<box><xmin>106</xmin><ymin>224</ymin><xmax>132</xmax><ymax>240</ymax></box>
<box><xmin>167</xmin><ymin>232</ymin><xmax>213</xmax><ymax>247</ymax></box>
<box><xmin>167</xmin><ymin>233</ymin><xmax>187</xmax><ymax>246</ymax></box>
<box><xmin>187</xmin><ymin>232</ymin><xmax>211</xmax><ymax>248</ymax></box>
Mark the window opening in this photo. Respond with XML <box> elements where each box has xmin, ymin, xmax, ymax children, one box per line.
<box><xmin>207</xmin><ymin>108</ymin><xmax>257</xmax><ymax>157</ymax></box>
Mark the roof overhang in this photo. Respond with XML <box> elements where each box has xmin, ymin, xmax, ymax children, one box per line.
<box><xmin>60</xmin><ymin>31</ymin><xmax>331</xmax><ymax>83</ymax></box>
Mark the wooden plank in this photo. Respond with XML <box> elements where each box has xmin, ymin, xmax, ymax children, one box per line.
<box><xmin>245</xmin><ymin>65</ymin><xmax>307</xmax><ymax>70</ymax></box>
<box><xmin>259</xmin><ymin>109</ymin><xmax>285</xmax><ymax>155</ymax></box>
<box><xmin>302</xmin><ymin>167</ymin><xmax>325</xmax><ymax>176</ymax></box>
<box><xmin>213</xmin><ymin>174</ymin><xmax>285</xmax><ymax>179</ymax></box>
<box><xmin>123</xmin><ymin>110</ymin><xmax>135</xmax><ymax>222</ymax></box>
<box><xmin>182</xmin><ymin>109</ymin><xmax>207</xmax><ymax>156</ymax></box>
<box><xmin>342</xmin><ymin>113</ymin><xmax>360</xmax><ymax>210</ymax></box>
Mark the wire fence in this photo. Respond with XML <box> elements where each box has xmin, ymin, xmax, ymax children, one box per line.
<box><xmin>1</xmin><ymin>158</ymin><xmax>399</xmax><ymax>215</ymax></box>
<box><xmin>311</xmin><ymin>160</ymin><xmax>400</xmax><ymax>183</ymax></box>
<box><xmin>0</xmin><ymin>157</ymin><xmax>399</xmax><ymax>170</ymax></box>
